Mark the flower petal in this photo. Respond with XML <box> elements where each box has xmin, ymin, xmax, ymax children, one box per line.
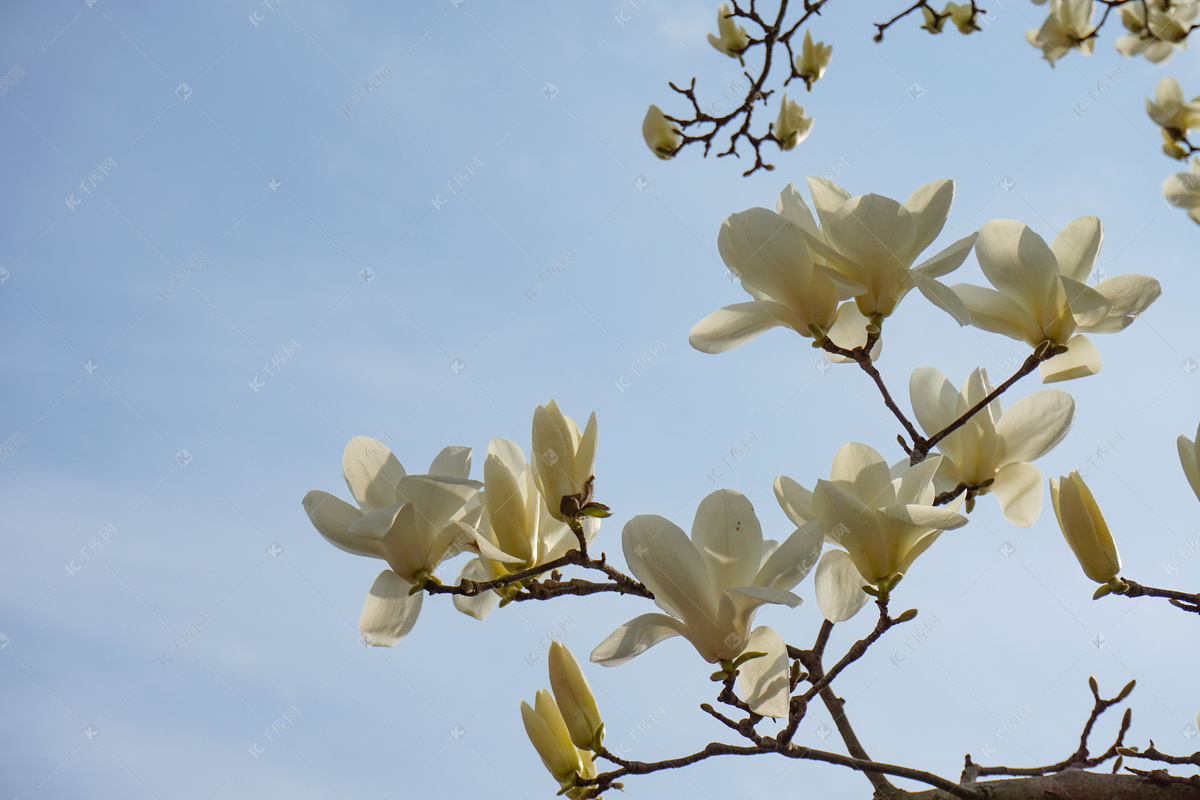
<box><xmin>736</xmin><ymin>626</ymin><xmax>790</xmax><ymax>718</ymax></box>
<box><xmin>830</xmin><ymin>442</ymin><xmax>894</xmax><ymax>506</ymax></box>
<box><xmin>589</xmin><ymin>613</ymin><xmax>687</xmax><ymax>666</ymax></box>
<box><xmin>813</xmin><ymin>549</ymin><xmax>870</xmax><ymax>622</ymax></box>
<box><xmin>1049</xmin><ymin>216</ymin><xmax>1102</xmax><ymax>284</ymax></box>
<box><xmin>755</xmin><ymin>519</ymin><xmax>823</xmax><ymax>590</ymax></box>
<box><xmin>903</xmin><ymin>179</ymin><xmax>954</xmax><ymax>262</ymax></box>
<box><xmin>995</xmin><ymin>389</ymin><xmax>1075</xmax><ymax>464</ymax></box>
<box><xmin>953</xmin><ymin>283</ymin><xmax>1044</xmax><ymax>344</ymax></box>
<box><xmin>429</xmin><ymin>445</ymin><xmax>472</xmax><ymax>479</ymax></box>
<box><xmin>622</xmin><ymin>514</ymin><xmax>715</xmax><ymax>622</ymax></box>
<box><xmin>774</xmin><ymin>475</ymin><xmax>815</xmax><ymax>527</ymax></box>
<box><xmin>1059</xmin><ymin>276</ymin><xmax>1112</xmax><ymax>328</ymax></box>
<box><xmin>452</xmin><ymin>558</ymin><xmax>500</xmax><ymax>620</ymax></box>
<box><xmin>1081</xmin><ymin>274</ymin><xmax>1161</xmax><ymax>333</ymax></box>
<box><xmin>909</xmin><ymin>366</ymin><xmax>959</xmax><ymax>439</ymax></box>
<box><xmin>1178</xmin><ymin>427</ymin><xmax>1200</xmax><ymax>502</ymax></box>
<box><xmin>343</xmin><ymin>436</ymin><xmax>406</xmax><ymax>510</ymax></box>
<box><xmin>692</xmin><ymin>489</ymin><xmax>763</xmax><ymax>591</ymax></box>
<box><xmin>1039</xmin><ymin>334</ymin><xmax>1102</xmax><ymax>382</ymax></box>
<box><xmin>303</xmin><ymin>490</ymin><xmax>377</xmax><ymax>557</ymax></box>
<box><xmin>975</xmin><ymin>220</ymin><xmax>1059</xmax><ymax>312</ymax></box>
<box><xmin>689</xmin><ymin>301</ymin><xmax>788</xmax><ymax>353</ymax></box>
<box><xmin>991</xmin><ymin>462</ymin><xmax>1044</xmax><ymax>527</ymax></box>
<box><xmin>360</xmin><ymin>570</ymin><xmax>423</xmax><ymax>646</ymax></box>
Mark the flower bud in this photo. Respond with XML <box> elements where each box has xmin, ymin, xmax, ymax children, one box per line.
<box><xmin>549</xmin><ymin>641</ymin><xmax>604</xmax><ymax>750</ymax></box>
<box><xmin>531</xmin><ymin>400</ymin><xmax>598</xmax><ymax>521</ymax></box>
<box><xmin>1050</xmin><ymin>471</ymin><xmax>1121</xmax><ymax>583</ymax></box>
<box><xmin>642</xmin><ymin>105</ymin><xmax>681</xmax><ymax>160</ymax></box>
<box><xmin>796</xmin><ymin>29</ymin><xmax>832</xmax><ymax>90</ymax></box>
<box><xmin>707</xmin><ymin>3</ymin><xmax>749</xmax><ymax>61</ymax></box>
<box><xmin>773</xmin><ymin>94</ymin><xmax>813</xmax><ymax>151</ymax></box>
<box><xmin>520</xmin><ymin>690</ymin><xmax>584</xmax><ymax>791</ymax></box>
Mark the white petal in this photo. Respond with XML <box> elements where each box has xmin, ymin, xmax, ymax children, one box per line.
<box><xmin>776</xmin><ymin>183</ymin><xmax>820</xmax><ymax>238</ymax></box>
<box><xmin>343</xmin><ymin>436</ymin><xmax>406</xmax><ymax>510</ymax></box>
<box><xmin>360</xmin><ymin>570</ymin><xmax>423</xmax><ymax>646</ymax></box>
<box><xmin>813</xmin><ymin>550</ymin><xmax>870</xmax><ymax>622</ymax></box>
<box><xmin>823</xmin><ymin>193</ymin><xmax>915</xmax><ymax>274</ymax></box>
<box><xmin>774</xmin><ymin>475</ymin><xmax>815</xmax><ymax>527</ymax></box>
<box><xmin>1039</xmin><ymin>334</ymin><xmax>1102</xmax><ymax>382</ymax></box>
<box><xmin>953</xmin><ymin>283</ymin><xmax>1044</xmax><ymax>344</ymax></box>
<box><xmin>991</xmin><ymin>462</ymin><xmax>1044</xmax><ymax>527</ymax></box>
<box><xmin>903</xmin><ymin>179</ymin><xmax>954</xmax><ymax>262</ymax></box>
<box><xmin>913</xmin><ymin>232</ymin><xmax>977</xmax><ymax>279</ymax></box>
<box><xmin>736</xmin><ymin>626</ymin><xmax>790</xmax><ymax>718</ymax></box>
<box><xmin>622</xmin><ymin>514</ymin><xmax>715</xmax><ymax>621</ymax></box>
<box><xmin>909</xmin><ymin>366</ymin><xmax>958</xmax><ymax>439</ymax></box>
<box><xmin>1049</xmin><ymin>216</ymin><xmax>1102</xmax><ymax>284</ymax></box>
<box><xmin>912</xmin><ymin>272</ymin><xmax>972</xmax><ymax>325</ymax></box>
<box><xmin>727</xmin><ymin>585</ymin><xmax>803</xmax><ymax>608</ymax></box>
<box><xmin>692</xmin><ymin>489</ymin><xmax>763</xmax><ymax>591</ymax></box>
<box><xmin>1178</xmin><ymin>428</ymin><xmax>1200</xmax><ymax>501</ymax></box>
<box><xmin>995</xmin><ymin>389</ymin><xmax>1075</xmax><ymax>464</ymax></box>
<box><xmin>452</xmin><ymin>558</ymin><xmax>500</xmax><ymax>620</ymax></box>
<box><xmin>1081</xmin><ymin>274</ymin><xmax>1161</xmax><ymax>333</ymax></box>
<box><xmin>589</xmin><ymin>613</ymin><xmax>687</xmax><ymax>666</ymax></box>
<box><xmin>689</xmin><ymin>302</ymin><xmax>787</xmax><ymax>353</ymax></box>
<box><xmin>880</xmin><ymin>503</ymin><xmax>968</xmax><ymax>530</ymax></box>
<box><xmin>303</xmin><ymin>490</ymin><xmax>377</xmax><ymax>557</ymax></box>
<box><xmin>755</xmin><ymin>519</ymin><xmax>823</xmax><ymax>590</ymax></box>
<box><xmin>429</xmin><ymin>445</ymin><xmax>472</xmax><ymax>479</ymax></box>
<box><xmin>829</xmin><ymin>442</ymin><xmax>894</xmax><ymax>506</ymax></box>
<box><xmin>975</xmin><ymin>220</ymin><xmax>1059</xmax><ymax>312</ymax></box>
<box><xmin>1059</xmin><ymin>275</ymin><xmax>1112</xmax><ymax>328</ymax></box>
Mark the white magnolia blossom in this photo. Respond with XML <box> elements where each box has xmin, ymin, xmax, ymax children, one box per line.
<box><xmin>1117</xmin><ymin>0</ymin><xmax>1198</xmax><ymax>62</ymax></box>
<box><xmin>707</xmin><ymin>3</ymin><xmax>749</xmax><ymax>61</ymax></box>
<box><xmin>775</xmin><ymin>443</ymin><xmax>968</xmax><ymax>621</ymax></box>
<box><xmin>951</xmin><ymin>217</ymin><xmax>1161</xmax><ymax>382</ymax></box>
<box><xmin>1178</xmin><ymin>421</ymin><xmax>1200</xmax><ymax>503</ymax></box>
<box><xmin>774</xmin><ymin>93</ymin><xmax>814</xmax><ymax>151</ymax></box>
<box><xmin>921</xmin><ymin>5</ymin><xmax>948</xmax><ymax>33</ymax></box>
<box><xmin>796</xmin><ymin>29</ymin><xmax>832</xmax><ymax>89</ymax></box>
<box><xmin>689</xmin><ymin>189</ymin><xmax>847</xmax><ymax>354</ymax></box>
<box><xmin>797</xmin><ymin>176</ymin><xmax>977</xmax><ymax>322</ymax></box>
<box><xmin>591</xmin><ymin>489</ymin><xmax>822</xmax><ymax>718</ymax></box>
<box><xmin>1051</xmin><ymin>471</ymin><xmax>1121</xmax><ymax>584</ymax></box>
<box><xmin>1164</xmin><ymin>157</ymin><xmax>1200</xmax><ymax>225</ymax></box>
<box><xmin>945</xmin><ymin>2</ymin><xmax>981</xmax><ymax>33</ymax></box>
<box><xmin>1146</xmin><ymin>77</ymin><xmax>1200</xmax><ymax>136</ymax></box>
<box><xmin>1026</xmin><ymin>0</ymin><xmax>1096</xmax><ymax>66</ymax></box>
<box><xmin>909</xmin><ymin>366</ymin><xmax>1075</xmax><ymax>526</ymax></box>
<box><xmin>452</xmin><ymin>438</ymin><xmax>597</xmax><ymax>621</ymax></box>
<box><xmin>302</xmin><ymin>437</ymin><xmax>481</xmax><ymax>645</ymax></box>
<box><xmin>532</xmin><ymin>399</ymin><xmax>599</xmax><ymax>521</ymax></box>
<box><xmin>548</xmin><ymin>641</ymin><xmax>605</xmax><ymax>752</ymax></box>
<box><xmin>642</xmin><ymin>104</ymin><xmax>681</xmax><ymax>160</ymax></box>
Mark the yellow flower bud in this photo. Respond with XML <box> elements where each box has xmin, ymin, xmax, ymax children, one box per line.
<box><xmin>549</xmin><ymin>641</ymin><xmax>604</xmax><ymax>750</ymax></box>
<box><xmin>1050</xmin><ymin>471</ymin><xmax>1121</xmax><ymax>584</ymax></box>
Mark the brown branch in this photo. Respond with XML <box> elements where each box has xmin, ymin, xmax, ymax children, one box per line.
<box><xmin>971</xmin><ymin>677</ymin><xmax>1136</xmax><ymax>778</ymax></box>
<box><xmin>1115</xmin><ymin>579</ymin><xmax>1200</xmax><ymax>615</ymax></box>
<box><xmin>422</xmin><ymin>547</ymin><xmax>653</xmax><ymax>602</ymax></box>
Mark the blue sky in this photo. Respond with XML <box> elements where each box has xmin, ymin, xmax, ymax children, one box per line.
<box><xmin>3</xmin><ymin>1</ymin><xmax>1199</xmax><ymax>798</ymax></box>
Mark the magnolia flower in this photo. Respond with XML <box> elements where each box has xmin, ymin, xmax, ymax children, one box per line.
<box><xmin>1050</xmin><ymin>471</ymin><xmax>1121</xmax><ymax>584</ymax></box>
<box><xmin>591</xmin><ymin>489</ymin><xmax>822</xmax><ymax>717</ymax></box>
<box><xmin>797</xmin><ymin>176</ymin><xmax>976</xmax><ymax>322</ymax></box>
<box><xmin>1116</xmin><ymin>0</ymin><xmax>1198</xmax><ymax>62</ymax></box>
<box><xmin>1146</xmin><ymin>78</ymin><xmax>1200</xmax><ymax>136</ymax></box>
<box><xmin>952</xmin><ymin>217</ymin><xmax>1161</xmax><ymax>382</ymax></box>
<box><xmin>921</xmin><ymin>6</ymin><xmax>948</xmax><ymax>33</ymax></box>
<box><xmin>796</xmin><ymin>29</ymin><xmax>832</xmax><ymax>90</ymax></box>
<box><xmin>774</xmin><ymin>94</ymin><xmax>813</xmax><ymax>150</ymax></box>
<box><xmin>708</xmin><ymin>3</ymin><xmax>749</xmax><ymax>61</ymax></box>
<box><xmin>549</xmin><ymin>641</ymin><xmax>605</xmax><ymax>751</ymax></box>
<box><xmin>532</xmin><ymin>400</ymin><xmax>599</xmax><ymax>521</ymax></box>
<box><xmin>452</xmin><ymin>438</ymin><xmax>595</xmax><ymax>620</ymax></box>
<box><xmin>1026</xmin><ymin>0</ymin><xmax>1096</xmax><ymax>66</ymax></box>
<box><xmin>1178</xmin><ymin>422</ymin><xmax>1200</xmax><ymax>503</ymax></box>
<box><xmin>1163</xmin><ymin>128</ymin><xmax>1190</xmax><ymax>160</ymax></box>
<box><xmin>521</xmin><ymin>690</ymin><xmax>596</xmax><ymax>798</ymax></box>
<box><xmin>689</xmin><ymin>190</ymin><xmax>844</xmax><ymax>354</ymax></box>
<box><xmin>1164</xmin><ymin>158</ymin><xmax>1200</xmax><ymax>225</ymax></box>
<box><xmin>909</xmin><ymin>366</ymin><xmax>1075</xmax><ymax>526</ymax></box>
<box><xmin>643</xmin><ymin>104</ymin><xmax>681</xmax><ymax>160</ymax></box>
<box><xmin>775</xmin><ymin>442</ymin><xmax>968</xmax><ymax>598</ymax></box>
<box><xmin>945</xmin><ymin>2</ymin><xmax>981</xmax><ymax>33</ymax></box>
<box><xmin>302</xmin><ymin>437</ymin><xmax>481</xmax><ymax>645</ymax></box>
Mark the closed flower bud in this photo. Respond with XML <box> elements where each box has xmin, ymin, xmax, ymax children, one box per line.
<box><xmin>796</xmin><ymin>29</ymin><xmax>832</xmax><ymax>90</ymax></box>
<box><xmin>643</xmin><ymin>105</ymin><xmax>681</xmax><ymax>160</ymax></box>
<box><xmin>521</xmin><ymin>690</ymin><xmax>584</xmax><ymax>791</ymax></box>
<box><xmin>549</xmin><ymin>641</ymin><xmax>604</xmax><ymax>750</ymax></box>
<box><xmin>1050</xmin><ymin>471</ymin><xmax>1121</xmax><ymax>583</ymax></box>
<box><xmin>773</xmin><ymin>94</ymin><xmax>813</xmax><ymax>150</ymax></box>
<box><xmin>531</xmin><ymin>400</ymin><xmax>598</xmax><ymax>521</ymax></box>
